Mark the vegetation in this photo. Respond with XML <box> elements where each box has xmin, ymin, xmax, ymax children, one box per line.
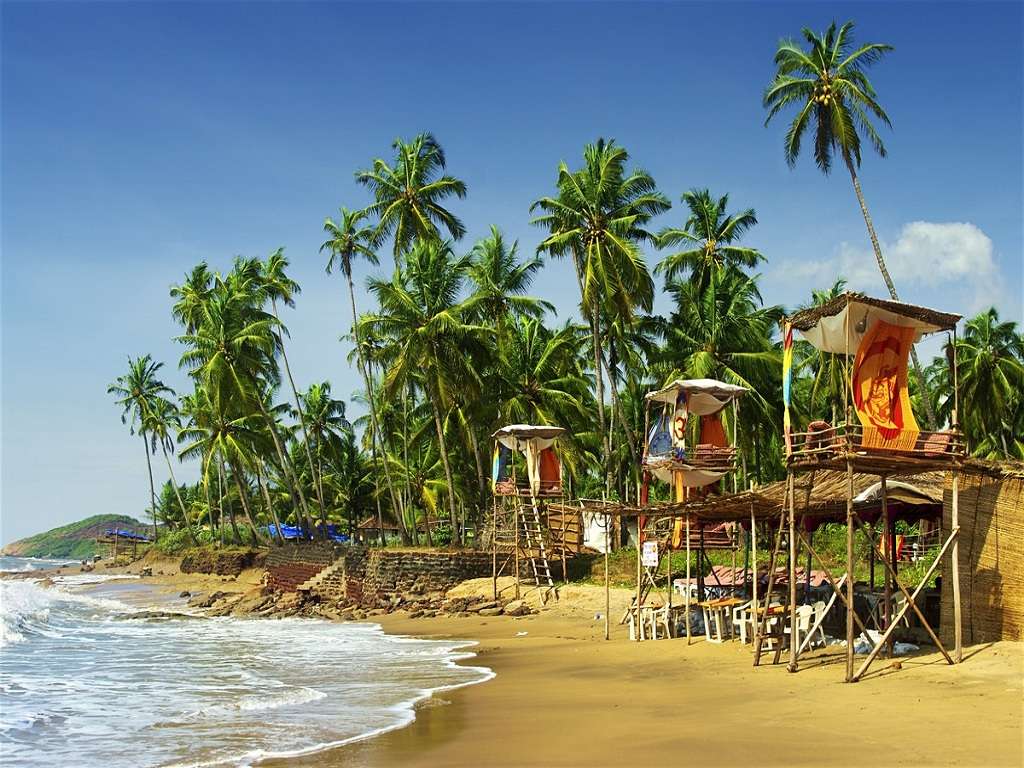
<box><xmin>1</xmin><ymin>515</ymin><xmax>149</xmax><ymax>560</ymax></box>
<box><xmin>104</xmin><ymin>21</ymin><xmax>1022</xmax><ymax>551</ymax></box>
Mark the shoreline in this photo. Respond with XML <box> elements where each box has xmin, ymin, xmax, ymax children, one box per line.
<box><xmin>7</xmin><ymin>559</ymin><xmax>1023</xmax><ymax>768</ymax></box>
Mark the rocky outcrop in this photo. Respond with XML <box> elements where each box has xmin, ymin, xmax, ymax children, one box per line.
<box><xmin>180</xmin><ymin>549</ymin><xmax>264</xmax><ymax>577</ymax></box>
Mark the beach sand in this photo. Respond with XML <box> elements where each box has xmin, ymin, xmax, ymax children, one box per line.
<box><xmin>267</xmin><ymin>588</ymin><xmax>1023</xmax><ymax>768</ymax></box>
<box><xmin>31</xmin><ymin>560</ymin><xmax>1024</xmax><ymax>767</ymax></box>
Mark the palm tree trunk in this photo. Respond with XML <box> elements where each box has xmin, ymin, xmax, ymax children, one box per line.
<box><xmin>601</xmin><ymin>343</ymin><xmax>640</xmax><ymax>468</ymax></box>
<box><xmin>404</xmin><ymin>382</ymin><xmax>417</xmax><ymax>546</ymax></box>
<box><xmin>271</xmin><ymin>298</ymin><xmax>328</xmax><ymax>525</ymax></box>
<box><xmin>218</xmin><ymin>454</ymin><xmax>241</xmax><ymax>544</ymax></box>
<box><xmin>428</xmin><ymin>381</ymin><xmax>460</xmax><ymax>544</ymax></box>
<box><xmin>256</xmin><ymin>459</ymin><xmax>285</xmax><ymax>545</ymax></box>
<box><xmin>142</xmin><ymin>433</ymin><xmax>159</xmax><ymax>543</ymax></box>
<box><xmin>160</xmin><ymin>443</ymin><xmax>198</xmax><ymax>546</ymax></box>
<box><xmin>468</xmin><ymin>427</ymin><xmax>486</xmax><ymax>535</ymax></box>
<box><xmin>255</xmin><ymin>397</ymin><xmax>316</xmax><ymax>538</ymax></box>
<box><xmin>845</xmin><ymin>156</ymin><xmax>937</xmax><ymax>428</ymax></box>
<box><xmin>229</xmin><ymin>463</ymin><xmax>266</xmax><ymax>545</ymax></box>
<box><xmin>345</xmin><ymin>270</ymin><xmax>407</xmax><ymax>542</ymax></box>
<box><xmin>570</xmin><ymin>251</ymin><xmax>612</xmax><ymax>496</ymax></box>
<box><xmin>202</xmin><ymin>465</ymin><xmax>216</xmax><ymax>546</ymax></box>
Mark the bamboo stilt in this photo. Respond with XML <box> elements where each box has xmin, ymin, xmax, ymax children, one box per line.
<box><xmin>845</xmin><ymin>459</ymin><xmax>854</xmax><ymax>683</ymax></box>
<box><xmin>787</xmin><ymin>471</ymin><xmax>798</xmax><ymax>672</ymax></box>
<box><xmin>952</xmin><ymin>468</ymin><xmax>962</xmax><ymax>662</ymax></box>
<box><xmin>685</xmin><ymin>514</ymin><xmax>691</xmax><ymax>644</ymax></box>
<box><xmin>882</xmin><ymin>476</ymin><xmax>892</xmax><ymax>658</ymax></box>
<box><xmin>604</xmin><ymin>513</ymin><xmax>610</xmax><ymax>641</ymax></box>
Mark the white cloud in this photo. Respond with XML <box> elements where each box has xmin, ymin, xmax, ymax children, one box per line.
<box><xmin>772</xmin><ymin>220</ymin><xmax>1009</xmax><ymax>316</ymax></box>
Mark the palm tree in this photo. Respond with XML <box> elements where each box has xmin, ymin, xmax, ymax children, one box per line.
<box><xmin>362</xmin><ymin>239</ymin><xmax>491</xmax><ymax>541</ymax></box>
<box><xmin>658</xmin><ymin>268</ymin><xmax>783</xmax><ymax>424</ymax></box>
<box><xmin>260</xmin><ymin>249</ymin><xmax>326</xmax><ymax>522</ymax></box>
<box><xmin>655</xmin><ymin>189</ymin><xmax>764</xmax><ymax>290</ymax></box>
<box><xmin>321</xmin><ymin>207</ymin><xmax>404</xmax><ymax>544</ymax></box>
<box><xmin>532</xmin><ymin>138</ymin><xmax>669</xmax><ymax>494</ymax></box>
<box><xmin>147</xmin><ymin>395</ymin><xmax>198</xmax><ymax>545</ymax></box>
<box><xmin>355</xmin><ymin>133</ymin><xmax>467</xmax><ymax>259</ymax></box>
<box><xmin>467</xmin><ymin>226</ymin><xmax>554</xmax><ymax>336</ymax></box>
<box><xmin>108</xmin><ymin>354</ymin><xmax>173</xmax><ymax>542</ymax></box>
<box><xmin>956</xmin><ymin>308</ymin><xmax>1024</xmax><ymax>457</ymax></box>
<box><xmin>762</xmin><ymin>21</ymin><xmax>936</xmax><ymax>426</ymax></box>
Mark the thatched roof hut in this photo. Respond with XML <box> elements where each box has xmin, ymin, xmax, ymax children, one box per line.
<box><xmin>942</xmin><ymin>461</ymin><xmax>1024</xmax><ymax>643</ymax></box>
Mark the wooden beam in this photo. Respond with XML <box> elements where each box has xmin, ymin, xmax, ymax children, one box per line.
<box><xmin>852</xmin><ymin>527</ymin><xmax>960</xmax><ymax>681</ymax></box>
<box><xmin>851</xmin><ymin>512</ymin><xmax>954</xmax><ymax>666</ymax></box>
<box><xmin>792</xmin><ymin>526</ymin><xmax>875</xmax><ymax>642</ymax></box>
<box><xmin>787</xmin><ymin>471</ymin><xmax>798</xmax><ymax>673</ymax></box>
<box><xmin>951</xmin><ymin>468</ymin><xmax>963</xmax><ymax>662</ymax></box>
<box><xmin>845</xmin><ymin>459</ymin><xmax>854</xmax><ymax>682</ymax></box>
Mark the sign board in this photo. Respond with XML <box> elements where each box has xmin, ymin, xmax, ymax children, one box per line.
<box><xmin>641</xmin><ymin>541</ymin><xmax>659</xmax><ymax>567</ymax></box>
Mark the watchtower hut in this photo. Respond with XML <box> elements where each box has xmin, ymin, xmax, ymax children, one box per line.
<box><xmin>781</xmin><ymin>292</ymin><xmax>964</xmax><ymax>682</ymax></box>
<box><xmin>634</xmin><ymin>379</ymin><xmax>747</xmax><ymax>636</ymax></box>
<box><xmin>487</xmin><ymin>424</ymin><xmax>580</xmax><ymax>603</ymax></box>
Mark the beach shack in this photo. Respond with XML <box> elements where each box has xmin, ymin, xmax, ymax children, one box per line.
<box><xmin>780</xmin><ymin>292</ymin><xmax>965</xmax><ymax>681</ymax></box>
<box><xmin>486</xmin><ymin>424</ymin><xmax>581</xmax><ymax>603</ymax></box>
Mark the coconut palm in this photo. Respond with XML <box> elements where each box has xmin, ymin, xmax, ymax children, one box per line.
<box><xmin>655</xmin><ymin>189</ymin><xmax>764</xmax><ymax>290</ymax></box>
<box><xmin>260</xmin><ymin>249</ymin><xmax>325</xmax><ymax>519</ymax></box>
<box><xmin>362</xmin><ymin>239</ymin><xmax>491</xmax><ymax>541</ymax></box>
<box><xmin>467</xmin><ymin>226</ymin><xmax>554</xmax><ymax>335</ymax></box>
<box><xmin>321</xmin><ymin>207</ymin><xmax>403</xmax><ymax>543</ymax></box>
<box><xmin>532</xmin><ymin>138</ymin><xmax>669</xmax><ymax>493</ymax></box>
<box><xmin>355</xmin><ymin>133</ymin><xmax>467</xmax><ymax>258</ymax></box>
<box><xmin>956</xmin><ymin>308</ymin><xmax>1024</xmax><ymax>457</ymax></box>
<box><xmin>108</xmin><ymin>354</ymin><xmax>174</xmax><ymax>542</ymax></box>
<box><xmin>147</xmin><ymin>395</ymin><xmax>198</xmax><ymax>545</ymax></box>
<box><xmin>762</xmin><ymin>21</ymin><xmax>936</xmax><ymax>426</ymax></box>
<box><xmin>170</xmin><ymin>263</ymin><xmax>215</xmax><ymax>333</ymax></box>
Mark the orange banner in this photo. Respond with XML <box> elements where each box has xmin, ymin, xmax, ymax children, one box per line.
<box><xmin>852</xmin><ymin>320</ymin><xmax>919</xmax><ymax>451</ymax></box>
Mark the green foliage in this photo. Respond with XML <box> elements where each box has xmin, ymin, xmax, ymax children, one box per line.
<box><xmin>154</xmin><ymin>527</ymin><xmax>215</xmax><ymax>555</ymax></box>
<box><xmin>2</xmin><ymin>515</ymin><xmax>148</xmax><ymax>560</ymax></box>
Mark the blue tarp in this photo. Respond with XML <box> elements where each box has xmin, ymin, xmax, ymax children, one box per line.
<box><xmin>265</xmin><ymin>524</ymin><xmax>349</xmax><ymax>544</ymax></box>
<box><xmin>104</xmin><ymin>529</ymin><xmax>151</xmax><ymax>542</ymax></box>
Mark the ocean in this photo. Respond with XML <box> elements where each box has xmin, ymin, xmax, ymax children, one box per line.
<box><xmin>0</xmin><ymin>556</ymin><xmax>493</xmax><ymax>767</ymax></box>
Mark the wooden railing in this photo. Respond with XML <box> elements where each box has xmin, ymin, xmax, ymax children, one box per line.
<box><xmin>787</xmin><ymin>422</ymin><xmax>965</xmax><ymax>462</ymax></box>
<box><xmin>643</xmin><ymin>445</ymin><xmax>738</xmax><ymax>473</ymax></box>
<box><xmin>492</xmin><ymin>480</ymin><xmax>563</xmax><ymax>498</ymax></box>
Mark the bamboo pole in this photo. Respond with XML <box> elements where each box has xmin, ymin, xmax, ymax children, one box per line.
<box><xmin>792</xmin><ymin>527</ymin><xmax>875</xmax><ymax>643</ymax></box>
<box><xmin>951</xmin><ymin>468</ymin><xmax>962</xmax><ymax>662</ymax></box>
<box><xmin>852</xmin><ymin>527</ymin><xmax>959</xmax><ymax>681</ymax></box>
<box><xmin>787</xmin><ymin>471</ymin><xmax>798</xmax><ymax>672</ymax></box>
<box><xmin>750</xmin><ymin>502</ymin><xmax>758</xmax><ymax>608</ymax></box>
<box><xmin>604</xmin><ymin>512</ymin><xmax>610</xmax><ymax>641</ymax></box>
<box><xmin>635</xmin><ymin>513</ymin><xmax>643</xmax><ymax>642</ymax></box>
<box><xmin>845</xmin><ymin>459</ymin><xmax>855</xmax><ymax>683</ymax></box>
<box><xmin>753</xmin><ymin>512</ymin><xmax>786</xmax><ymax>666</ymax></box>
<box><xmin>852</xmin><ymin>513</ymin><xmax>954</xmax><ymax>664</ymax></box>
<box><xmin>685</xmin><ymin>513</ymin><xmax>691</xmax><ymax>644</ymax></box>
<box><xmin>492</xmin><ymin>495</ymin><xmax>498</xmax><ymax>601</ymax></box>
<box><xmin>882</xmin><ymin>476</ymin><xmax>891</xmax><ymax>658</ymax></box>
<box><xmin>514</xmin><ymin>498</ymin><xmax>521</xmax><ymax>601</ymax></box>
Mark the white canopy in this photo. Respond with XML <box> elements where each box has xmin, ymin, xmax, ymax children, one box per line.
<box><xmin>646</xmin><ymin>379</ymin><xmax>747</xmax><ymax>416</ymax></box>
<box><xmin>853</xmin><ymin>480</ymin><xmax>939</xmax><ymax>507</ymax></box>
<box><xmin>493</xmin><ymin>424</ymin><xmax>565</xmax><ymax>451</ymax></box>
<box><xmin>790</xmin><ymin>294</ymin><xmax>960</xmax><ymax>355</ymax></box>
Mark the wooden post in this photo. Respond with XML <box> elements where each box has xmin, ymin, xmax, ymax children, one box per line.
<box><xmin>492</xmin><ymin>496</ymin><xmax>498</xmax><ymax>600</ymax></box>
<box><xmin>685</xmin><ymin>513</ymin><xmax>692</xmax><ymax>644</ymax></box>
<box><xmin>882</xmin><ymin>476</ymin><xmax>891</xmax><ymax>658</ymax></box>
<box><xmin>951</xmin><ymin>468</ymin><xmax>962</xmax><ymax>662</ymax></box>
<box><xmin>787</xmin><ymin>471</ymin><xmax>798</xmax><ymax>672</ymax></box>
<box><xmin>514</xmin><ymin>497</ymin><xmax>521</xmax><ymax>601</ymax></box>
<box><xmin>750</xmin><ymin>502</ymin><xmax>758</xmax><ymax>608</ymax></box>
<box><xmin>604</xmin><ymin>512</ymin><xmax>610</xmax><ymax>641</ymax></box>
<box><xmin>845</xmin><ymin>459</ymin><xmax>854</xmax><ymax>683</ymax></box>
<box><xmin>635</xmin><ymin>514</ymin><xmax>642</xmax><ymax>642</ymax></box>
<box><xmin>732</xmin><ymin>398</ymin><xmax>739</xmax><ymax>494</ymax></box>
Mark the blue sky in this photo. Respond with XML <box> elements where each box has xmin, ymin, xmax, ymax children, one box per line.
<box><xmin>2</xmin><ymin>2</ymin><xmax>1021</xmax><ymax>544</ymax></box>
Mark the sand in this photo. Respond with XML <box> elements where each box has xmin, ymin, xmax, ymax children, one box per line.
<box><xmin>25</xmin><ymin>560</ymin><xmax>1023</xmax><ymax>767</ymax></box>
<box><xmin>267</xmin><ymin>585</ymin><xmax>1023</xmax><ymax>768</ymax></box>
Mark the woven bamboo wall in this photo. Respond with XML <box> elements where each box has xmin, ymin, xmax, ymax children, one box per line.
<box><xmin>941</xmin><ymin>471</ymin><xmax>1024</xmax><ymax>644</ymax></box>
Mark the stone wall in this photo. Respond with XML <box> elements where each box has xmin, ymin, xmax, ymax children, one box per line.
<box><xmin>265</xmin><ymin>543</ymin><xmax>340</xmax><ymax>592</ymax></box>
<box><xmin>180</xmin><ymin>549</ymin><xmax>265</xmax><ymax>577</ymax></box>
<box><xmin>310</xmin><ymin>547</ymin><xmax>493</xmax><ymax>604</ymax></box>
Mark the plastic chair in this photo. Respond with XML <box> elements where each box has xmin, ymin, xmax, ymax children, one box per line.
<box><xmin>732</xmin><ymin>600</ymin><xmax>754</xmax><ymax>644</ymax></box>
<box><xmin>783</xmin><ymin>604</ymin><xmax>814</xmax><ymax>649</ymax></box>
<box><xmin>806</xmin><ymin>601</ymin><xmax>827</xmax><ymax>649</ymax></box>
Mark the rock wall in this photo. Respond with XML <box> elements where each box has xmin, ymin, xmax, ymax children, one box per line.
<box><xmin>310</xmin><ymin>548</ymin><xmax>492</xmax><ymax>604</ymax></box>
<box><xmin>180</xmin><ymin>549</ymin><xmax>265</xmax><ymax>577</ymax></box>
<box><xmin>265</xmin><ymin>544</ymin><xmax>339</xmax><ymax>592</ymax></box>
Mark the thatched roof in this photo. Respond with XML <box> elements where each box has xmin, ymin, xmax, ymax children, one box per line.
<box><xmin>568</xmin><ymin>469</ymin><xmax>944</xmax><ymax>522</ymax></box>
<box><xmin>786</xmin><ymin>292</ymin><xmax>961</xmax><ymax>332</ymax></box>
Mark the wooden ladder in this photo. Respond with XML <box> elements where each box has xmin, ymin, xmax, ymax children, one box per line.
<box><xmin>518</xmin><ymin>496</ymin><xmax>555</xmax><ymax>601</ymax></box>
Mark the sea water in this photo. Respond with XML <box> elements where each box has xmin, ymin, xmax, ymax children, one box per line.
<box><xmin>0</xmin><ymin>558</ymin><xmax>493</xmax><ymax>767</ymax></box>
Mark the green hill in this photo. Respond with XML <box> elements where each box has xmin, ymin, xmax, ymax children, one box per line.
<box><xmin>1</xmin><ymin>514</ymin><xmax>150</xmax><ymax>560</ymax></box>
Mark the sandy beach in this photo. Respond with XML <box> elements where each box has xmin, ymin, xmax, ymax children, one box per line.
<box><xmin>264</xmin><ymin>584</ymin><xmax>1023</xmax><ymax>768</ymax></box>
<box><xmin>23</xmin><ymin>560</ymin><xmax>1024</xmax><ymax>768</ymax></box>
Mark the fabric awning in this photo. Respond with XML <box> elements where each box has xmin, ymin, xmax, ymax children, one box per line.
<box><xmin>787</xmin><ymin>293</ymin><xmax>961</xmax><ymax>354</ymax></box>
<box><xmin>493</xmin><ymin>424</ymin><xmax>565</xmax><ymax>451</ymax></box>
<box><xmin>645</xmin><ymin>379</ymin><xmax>747</xmax><ymax>415</ymax></box>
